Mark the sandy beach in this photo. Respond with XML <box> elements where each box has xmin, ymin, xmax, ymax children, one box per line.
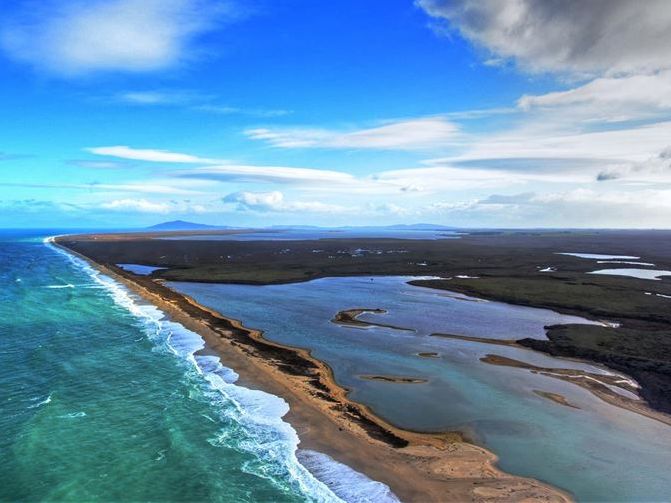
<box><xmin>55</xmin><ymin>238</ymin><xmax>570</xmax><ymax>502</ymax></box>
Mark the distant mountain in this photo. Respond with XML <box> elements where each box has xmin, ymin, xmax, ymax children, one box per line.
<box><xmin>147</xmin><ymin>220</ymin><xmax>225</xmax><ymax>231</ymax></box>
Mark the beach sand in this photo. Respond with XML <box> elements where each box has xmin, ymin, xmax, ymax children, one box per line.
<box><xmin>55</xmin><ymin>239</ymin><xmax>570</xmax><ymax>502</ymax></box>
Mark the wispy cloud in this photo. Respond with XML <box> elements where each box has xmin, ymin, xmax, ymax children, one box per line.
<box><xmin>1</xmin><ymin>0</ymin><xmax>237</xmax><ymax>75</ymax></box>
<box><xmin>116</xmin><ymin>90</ymin><xmax>210</xmax><ymax>105</ymax></box>
<box><xmin>425</xmin><ymin>121</ymin><xmax>671</xmax><ymax>183</ymax></box>
<box><xmin>0</xmin><ymin>152</ymin><xmax>32</xmax><ymax>161</ymax></box>
<box><xmin>178</xmin><ymin>165</ymin><xmax>356</xmax><ymax>185</ymax></box>
<box><xmin>66</xmin><ymin>159</ymin><xmax>131</xmax><ymax>169</ymax></box>
<box><xmin>0</xmin><ymin>181</ymin><xmax>204</xmax><ymax>195</ymax></box>
<box><xmin>517</xmin><ymin>70</ymin><xmax>671</xmax><ymax>123</ymax></box>
<box><xmin>114</xmin><ymin>89</ymin><xmax>291</xmax><ymax>117</ymax></box>
<box><xmin>425</xmin><ymin>188</ymin><xmax>671</xmax><ymax>228</ymax></box>
<box><xmin>194</xmin><ymin>105</ymin><xmax>292</xmax><ymax>118</ymax></box>
<box><xmin>246</xmin><ymin>117</ymin><xmax>459</xmax><ymax>150</ymax></box>
<box><xmin>86</xmin><ymin>145</ymin><xmax>220</xmax><ymax>164</ymax></box>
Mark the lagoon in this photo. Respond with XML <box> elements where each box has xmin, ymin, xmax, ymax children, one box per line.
<box><xmin>169</xmin><ymin>276</ymin><xmax>671</xmax><ymax>501</ymax></box>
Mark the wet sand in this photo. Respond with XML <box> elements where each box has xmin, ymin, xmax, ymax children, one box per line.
<box><xmin>533</xmin><ymin>390</ymin><xmax>580</xmax><ymax>409</ymax></box>
<box><xmin>332</xmin><ymin>308</ymin><xmax>415</xmax><ymax>332</ymax></box>
<box><xmin>55</xmin><ymin>238</ymin><xmax>570</xmax><ymax>503</ymax></box>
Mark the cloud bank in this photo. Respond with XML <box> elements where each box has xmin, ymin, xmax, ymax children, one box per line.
<box><xmin>417</xmin><ymin>0</ymin><xmax>671</xmax><ymax>74</ymax></box>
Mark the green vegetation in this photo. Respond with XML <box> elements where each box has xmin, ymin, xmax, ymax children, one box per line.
<box><xmin>58</xmin><ymin>229</ymin><xmax>671</xmax><ymax>413</ymax></box>
<box><xmin>521</xmin><ymin>326</ymin><xmax>671</xmax><ymax>413</ymax></box>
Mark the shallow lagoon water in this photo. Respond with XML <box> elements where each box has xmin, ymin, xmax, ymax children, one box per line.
<box><xmin>557</xmin><ymin>252</ymin><xmax>640</xmax><ymax>260</ymax></box>
<box><xmin>589</xmin><ymin>268</ymin><xmax>671</xmax><ymax>280</ymax></box>
<box><xmin>170</xmin><ymin>276</ymin><xmax>671</xmax><ymax>502</ymax></box>
<box><xmin>117</xmin><ymin>263</ymin><xmax>167</xmax><ymax>275</ymax></box>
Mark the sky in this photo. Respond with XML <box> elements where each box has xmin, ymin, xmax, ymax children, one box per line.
<box><xmin>1</xmin><ymin>0</ymin><xmax>671</xmax><ymax>229</ymax></box>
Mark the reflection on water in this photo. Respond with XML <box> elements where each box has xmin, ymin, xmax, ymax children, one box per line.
<box><xmin>589</xmin><ymin>268</ymin><xmax>671</xmax><ymax>280</ymax></box>
<box><xmin>169</xmin><ymin>276</ymin><xmax>671</xmax><ymax>502</ymax></box>
<box><xmin>116</xmin><ymin>263</ymin><xmax>167</xmax><ymax>275</ymax></box>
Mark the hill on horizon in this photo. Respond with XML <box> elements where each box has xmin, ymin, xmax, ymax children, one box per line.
<box><xmin>146</xmin><ymin>220</ymin><xmax>226</xmax><ymax>231</ymax></box>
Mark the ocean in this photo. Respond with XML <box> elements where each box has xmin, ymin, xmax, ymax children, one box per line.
<box><xmin>0</xmin><ymin>230</ymin><xmax>397</xmax><ymax>502</ymax></box>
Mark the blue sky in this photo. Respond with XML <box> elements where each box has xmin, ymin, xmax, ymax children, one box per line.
<box><xmin>1</xmin><ymin>0</ymin><xmax>671</xmax><ymax>228</ymax></box>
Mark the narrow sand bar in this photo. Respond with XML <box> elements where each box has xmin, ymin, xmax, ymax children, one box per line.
<box><xmin>55</xmin><ymin>238</ymin><xmax>569</xmax><ymax>503</ymax></box>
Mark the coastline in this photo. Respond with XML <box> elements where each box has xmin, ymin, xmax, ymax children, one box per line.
<box><xmin>53</xmin><ymin>238</ymin><xmax>571</xmax><ymax>502</ymax></box>
<box><xmin>428</xmin><ymin>333</ymin><xmax>671</xmax><ymax>427</ymax></box>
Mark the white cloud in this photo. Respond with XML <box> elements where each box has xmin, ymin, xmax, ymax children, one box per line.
<box><xmin>1</xmin><ymin>0</ymin><xmax>232</xmax><ymax>75</ymax></box>
<box><xmin>100</xmin><ymin>198</ymin><xmax>171</xmax><ymax>213</ymax></box>
<box><xmin>428</xmin><ymin>121</ymin><xmax>671</xmax><ymax>183</ymax></box>
<box><xmin>246</xmin><ymin>117</ymin><xmax>459</xmax><ymax>150</ymax></box>
<box><xmin>67</xmin><ymin>159</ymin><xmax>130</xmax><ymax>169</ymax></box>
<box><xmin>179</xmin><ymin>164</ymin><xmax>356</xmax><ymax>185</ymax></box>
<box><xmin>409</xmin><ymin>188</ymin><xmax>671</xmax><ymax>228</ymax></box>
<box><xmin>87</xmin><ymin>145</ymin><xmax>219</xmax><ymax>164</ymax></box>
<box><xmin>223</xmin><ymin>191</ymin><xmax>353</xmax><ymax>214</ymax></box>
<box><xmin>415</xmin><ymin>0</ymin><xmax>671</xmax><ymax>189</ymax></box>
<box><xmin>117</xmin><ymin>90</ymin><xmax>205</xmax><ymax>105</ymax></box>
<box><xmin>595</xmin><ymin>147</ymin><xmax>671</xmax><ymax>182</ymax></box>
<box><xmin>194</xmin><ymin>105</ymin><xmax>292</xmax><ymax>117</ymax></box>
<box><xmin>223</xmin><ymin>190</ymin><xmax>284</xmax><ymax>211</ymax></box>
<box><xmin>99</xmin><ymin>197</ymin><xmax>209</xmax><ymax>214</ymax></box>
<box><xmin>372</xmin><ymin>166</ymin><xmax>519</xmax><ymax>191</ymax></box>
<box><xmin>114</xmin><ymin>90</ymin><xmax>291</xmax><ymax>117</ymax></box>
<box><xmin>518</xmin><ymin>70</ymin><xmax>671</xmax><ymax>122</ymax></box>
<box><xmin>417</xmin><ymin>0</ymin><xmax>671</xmax><ymax>75</ymax></box>
<box><xmin>0</xmin><ymin>180</ymin><xmax>204</xmax><ymax>195</ymax></box>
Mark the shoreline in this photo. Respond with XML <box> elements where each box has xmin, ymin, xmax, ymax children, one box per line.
<box><xmin>53</xmin><ymin>238</ymin><xmax>571</xmax><ymax>502</ymax></box>
<box><xmin>480</xmin><ymin>354</ymin><xmax>671</xmax><ymax>428</ymax></box>
<box><xmin>431</xmin><ymin>332</ymin><xmax>671</xmax><ymax>427</ymax></box>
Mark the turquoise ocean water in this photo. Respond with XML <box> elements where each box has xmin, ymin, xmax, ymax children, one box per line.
<box><xmin>0</xmin><ymin>231</ymin><xmax>397</xmax><ymax>503</ymax></box>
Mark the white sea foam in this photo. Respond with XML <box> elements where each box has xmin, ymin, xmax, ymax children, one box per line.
<box><xmin>297</xmin><ymin>450</ymin><xmax>401</xmax><ymax>503</ymax></box>
<box><xmin>59</xmin><ymin>411</ymin><xmax>86</xmax><ymax>419</ymax></box>
<box><xmin>28</xmin><ymin>394</ymin><xmax>52</xmax><ymax>409</ymax></box>
<box><xmin>45</xmin><ymin>237</ymin><xmax>398</xmax><ymax>503</ymax></box>
<box><xmin>45</xmin><ymin>284</ymin><xmax>75</xmax><ymax>289</ymax></box>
